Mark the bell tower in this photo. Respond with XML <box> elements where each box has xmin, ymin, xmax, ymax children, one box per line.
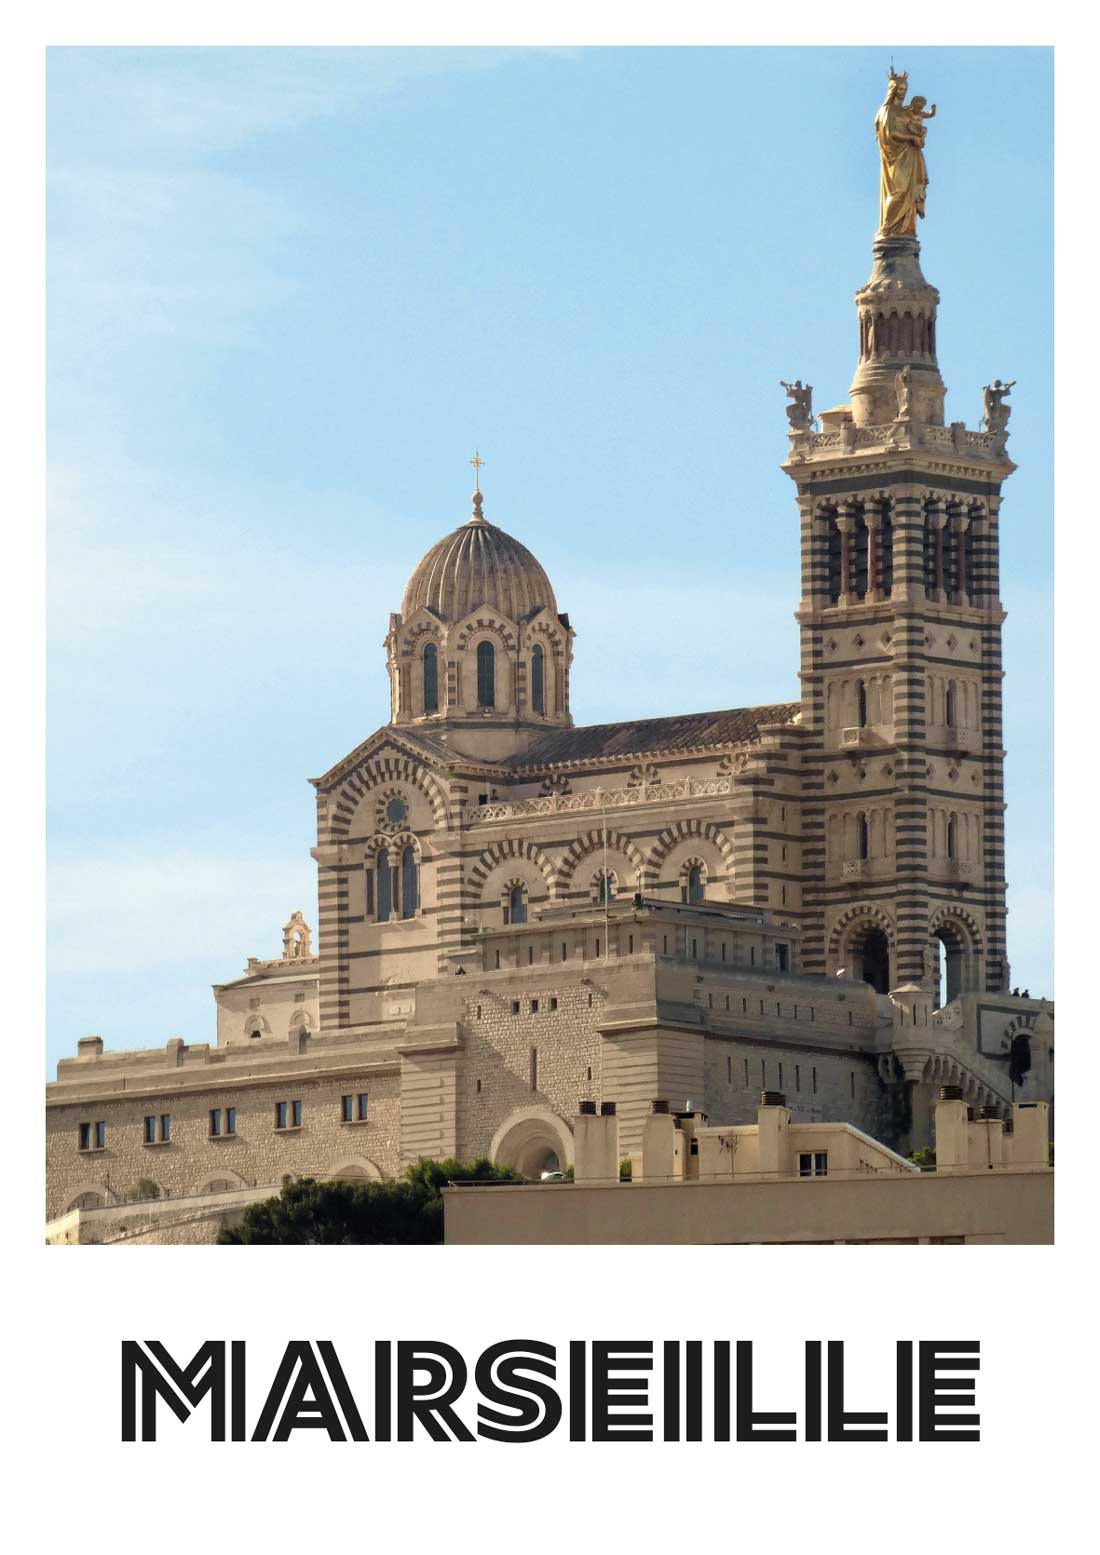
<box><xmin>782</xmin><ymin>73</ymin><xmax>1016</xmax><ymax>1004</ymax></box>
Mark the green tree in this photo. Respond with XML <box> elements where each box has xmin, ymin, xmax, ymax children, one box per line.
<box><xmin>127</xmin><ymin>1178</ymin><xmax>161</xmax><ymax>1201</ymax></box>
<box><xmin>909</xmin><ymin>1145</ymin><xmax>937</xmax><ymax>1172</ymax></box>
<box><xmin>217</xmin><ymin>1157</ymin><xmax>522</xmax><ymax>1245</ymax></box>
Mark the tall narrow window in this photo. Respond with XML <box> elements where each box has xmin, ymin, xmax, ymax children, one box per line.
<box><xmin>376</xmin><ymin>848</ymin><xmax>392</xmax><ymax>920</ymax></box>
<box><xmin>857</xmin><ymin>680</ymin><xmax>868</xmax><ymax>728</ymax></box>
<box><xmin>531</xmin><ymin>643</ymin><xmax>545</xmax><ymax>714</ymax></box>
<box><xmin>687</xmin><ymin>864</ymin><xmax>704</xmax><ymax>904</ymax></box>
<box><xmin>858</xmin><ymin>814</ymin><xmax>870</xmax><ymax>861</ymax></box>
<box><xmin>945</xmin><ymin>681</ymin><xmax>957</xmax><ymax>727</ymax></box>
<box><xmin>597</xmin><ymin>871</ymin><xmax>615</xmax><ymax>905</ymax></box>
<box><xmin>852</xmin><ymin>510</ymin><xmax>869</xmax><ymax>598</ymax></box>
<box><xmin>880</xmin><ymin>507</ymin><xmax>894</xmax><ymax>595</ymax></box>
<box><xmin>477</xmin><ymin>641</ymin><xmax>495</xmax><ymax>708</ymax></box>
<box><xmin>508</xmin><ymin>883</ymin><xmax>527</xmax><ymax>925</ymax></box>
<box><xmin>826</xmin><ymin>514</ymin><xmax>842</xmax><ymax>603</ymax></box>
<box><xmin>423</xmin><ymin>642</ymin><xmax>439</xmax><ymax>713</ymax></box>
<box><xmin>947</xmin><ymin>814</ymin><xmax>958</xmax><ymax>861</ymax></box>
<box><xmin>401</xmin><ymin>845</ymin><xmax>418</xmax><ymax>918</ymax></box>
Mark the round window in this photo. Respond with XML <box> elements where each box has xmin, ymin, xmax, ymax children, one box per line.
<box><xmin>385</xmin><ymin>796</ymin><xmax>408</xmax><ymax>828</ymax></box>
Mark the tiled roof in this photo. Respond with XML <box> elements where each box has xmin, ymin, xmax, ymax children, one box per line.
<box><xmin>500</xmin><ymin>703</ymin><xmax>801</xmax><ymax>769</ymax></box>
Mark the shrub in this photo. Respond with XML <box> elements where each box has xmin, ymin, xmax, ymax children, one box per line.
<box><xmin>218</xmin><ymin>1156</ymin><xmax>523</xmax><ymax>1245</ymax></box>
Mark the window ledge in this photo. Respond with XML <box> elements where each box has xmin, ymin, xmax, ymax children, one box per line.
<box><xmin>78</xmin><ymin>1146</ymin><xmax>106</xmax><ymax>1154</ymax></box>
<box><xmin>340</xmin><ymin>1118</ymin><xmax>371</xmax><ymax>1127</ymax></box>
<box><xmin>208</xmin><ymin>1133</ymin><xmax>239</xmax><ymax>1142</ymax></box>
<box><xmin>144</xmin><ymin>1139</ymin><xmax>172</xmax><ymax>1148</ymax></box>
<box><xmin>274</xmin><ymin>1125</ymin><xmax>303</xmax><ymax>1133</ymax></box>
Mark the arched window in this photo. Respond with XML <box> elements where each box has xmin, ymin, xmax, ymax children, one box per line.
<box><xmin>377</xmin><ymin>848</ymin><xmax>392</xmax><ymax>921</ymax></box>
<box><xmin>401</xmin><ymin>845</ymin><xmax>418</xmax><ymax>918</ymax></box>
<box><xmin>858</xmin><ymin>814</ymin><xmax>870</xmax><ymax>861</ymax></box>
<box><xmin>852</xmin><ymin>510</ymin><xmax>869</xmax><ymax>599</ymax></box>
<box><xmin>687</xmin><ymin>864</ymin><xmax>705</xmax><ymax>905</ymax></box>
<box><xmin>423</xmin><ymin>643</ymin><xmax>439</xmax><ymax>713</ymax></box>
<box><xmin>531</xmin><ymin>643</ymin><xmax>545</xmax><ymax>714</ymax></box>
<box><xmin>826</xmin><ymin>515</ymin><xmax>842</xmax><ymax>603</ymax></box>
<box><xmin>507</xmin><ymin>883</ymin><xmax>527</xmax><ymax>925</ymax></box>
<box><xmin>945</xmin><ymin>680</ymin><xmax>957</xmax><ymax>727</ymax></box>
<box><xmin>597</xmin><ymin>871</ymin><xmax>616</xmax><ymax>905</ymax></box>
<box><xmin>946</xmin><ymin>815</ymin><xmax>958</xmax><ymax>861</ymax></box>
<box><xmin>880</xmin><ymin>507</ymin><xmax>894</xmax><ymax>595</ymax></box>
<box><xmin>477</xmin><ymin>641</ymin><xmax>495</xmax><ymax>708</ymax></box>
<box><xmin>857</xmin><ymin>680</ymin><xmax>868</xmax><ymax>728</ymax></box>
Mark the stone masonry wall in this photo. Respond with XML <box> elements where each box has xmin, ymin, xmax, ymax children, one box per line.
<box><xmin>46</xmin><ymin>1071</ymin><xmax>402</xmax><ymax>1220</ymax></box>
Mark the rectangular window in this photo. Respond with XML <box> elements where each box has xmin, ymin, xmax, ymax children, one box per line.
<box><xmin>210</xmin><ymin>1108</ymin><xmax>222</xmax><ymax>1136</ymax></box>
<box><xmin>226</xmin><ymin>1107</ymin><xmax>237</xmax><ymax>1135</ymax></box>
<box><xmin>495</xmin><ymin>950</ymin><xmax>501</xmax><ymax>969</ymax></box>
<box><xmin>144</xmin><ymin>1115</ymin><xmax>157</xmax><ymax>1144</ymax></box>
<box><xmin>561</xmin><ymin>943</ymin><xmax>568</xmax><ymax>962</ymax></box>
<box><xmin>798</xmin><ymin>1151</ymin><xmax>828</xmax><ymax>1178</ymax></box>
<box><xmin>275</xmin><ymin>1101</ymin><xmax>288</xmax><ymax>1130</ymax></box>
<box><xmin>357</xmin><ymin>1094</ymin><xmax>368</xmax><ymax>1121</ymax></box>
<box><xmin>549</xmin><ymin>997</ymin><xmax>558</xmax><ymax>1011</ymax></box>
<box><xmin>95</xmin><ymin>1121</ymin><xmax>106</xmax><ymax>1149</ymax></box>
<box><xmin>531</xmin><ymin>998</ymin><xmax>540</xmax><ymax>1014</ymax></box>
<box><xmin>727</xmin><ymin>1055</ymin><xmax>732</xmax><ymax>1083</ymax></box>
<box><xmin>708</xmin><ymin>992</ymin><xmax>713</xmax><ymax>1008</ymax></box>
<box><xmin>160</xmin><ymin>1114</ymin><xmax>171</xmax><ymax>1142</ymax></box>
<box><xmin>744</xmin><ymin>1058</ymin><xmax>750</xmax><ymax>1085</ymax></box>
<box><xmin>795</xmin><ymin>1065</ymin><xmax>801</xmax><ymax>1092</ymax></box>
<box><xmin>595</xmin><ymin>938</ymin><xmax>600</xmax><ymax>958</ymax></box>
<box><xmin>813</xmin><ymin>1067</ymin><xmax>818</xmax><ymax>1094</ymax></box>
<box><xmin>292</xmin><ymin>1100</ymin><xmax>303</xmax><ymax>1128</ymax></box>
<box><xmin>778</xmin><ymin>1062</ymin><xmax>784</xmax><ymax>1088</ymax></box>
<box><xmin>628</xmin><ymin>935</ymin><xmax>634</xmax><ymax>954</ymax></box>
<box><xmin>511</xmin><ymin>999</ymin><xmax>521</xmax><ymax>1015</ymax></box>
<box><xmin>750</xmin><ymin>946</ymin><xmax>756</xmax><ymax>965</ymax></box>
<box><xmin>79</xmin><ymin>1122</ymin><xmax>90</xmax><ymax>1150</ymax></box>
<box><xmin>776</xmin><ymin>943</ymin><xmax>789</xmax><ymax>971</ymax></box>
<box><xmin>528</xmin><ymin>946</ymin><xmax>534</xmax><ymax>965</ymax></box>
<box><xmin>529</xmin><ymin>1048</ymin><xmax>538</xmax><ymax>1091</ymax></box>
<box><xmin>850</xmin><ymin>1071</ymin><xmax>856</xmax><ymax>1098</ymax></box>
<box><xmin>341</xmin><ymin>1095</ymin><xmax>353</xmax><ymax>1123</ymax></box>
<box><xmin>691</xmin><ymin>938</ymin><xmax>698</xmax><ymax>958</ymax></box>
<box><xmin>365</xmin><ymin>869</ymin><xmax>374</xmax><ymax>917</ymax></box>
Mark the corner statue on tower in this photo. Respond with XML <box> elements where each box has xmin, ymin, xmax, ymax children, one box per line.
<box><xmin>875</xmin><ymin>67</ymin><xmax>936</xmax><ymax>237</ymax></box>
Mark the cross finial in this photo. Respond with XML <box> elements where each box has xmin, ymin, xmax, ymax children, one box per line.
<box><xmin>470</xmin><ymin>449</ymin><xmax>485</xmax><ymax>493</ymax></box>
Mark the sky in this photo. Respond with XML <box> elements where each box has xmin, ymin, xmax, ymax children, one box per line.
<box><xmin>45</xmin><ymin>45</ymin><xmax>1053</xmax><ymax>1072</ymax></box>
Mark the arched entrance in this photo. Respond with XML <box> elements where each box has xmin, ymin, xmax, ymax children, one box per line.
<box><xmin>849</xmin><ymin>924</ymin><xmax>892</xmax><ymax>994</ymax></box>
<box><xmin>929</xmin><ymin>920</ymin><xmax>970</xmax><ymax>1008</ymax></box>
<box><xmin>490</xmin><ymin>1108</ymin><xmax>574</xmax><ymax>1180</ymax></box>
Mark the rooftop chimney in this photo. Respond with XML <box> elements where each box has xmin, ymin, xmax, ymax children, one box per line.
<box><xmin>574</xmin><ymin>1100</ymin><xmax>620</xmax><ymax>1184</ymax></box>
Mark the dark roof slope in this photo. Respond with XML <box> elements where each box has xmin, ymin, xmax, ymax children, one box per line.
<box><xmin>501</xmin><ymin>703</ymin><xmax>801</xmax><ymax>769</ymax></box>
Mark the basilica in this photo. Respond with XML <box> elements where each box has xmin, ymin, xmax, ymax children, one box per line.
<box><xmin>45</xmin><ymin>115</ymin><xmax>1053</xmax><ymax>1224</ymax></box>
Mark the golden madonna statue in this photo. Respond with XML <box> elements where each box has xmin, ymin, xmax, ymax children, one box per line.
<box><xmin>875</xmin><ymin>68</ymin><xmax>936</xmax><ymax>237</ymax></box>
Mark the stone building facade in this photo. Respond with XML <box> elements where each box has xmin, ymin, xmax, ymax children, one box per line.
<box><xmin>46</xmin><ymin>206</ymin><xmax>1053</xmax><ymax>1228</ymax></box>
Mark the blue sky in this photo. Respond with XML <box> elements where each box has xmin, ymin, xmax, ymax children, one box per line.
<box><xmin>45</xmin><ymin>45</ymin><xmax>1053</xmax><ymax>1070</ymax></box>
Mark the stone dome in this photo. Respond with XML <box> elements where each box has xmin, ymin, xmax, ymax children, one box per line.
<box><xmin>401</xmin><ymin>501</ymin><xmax>559</xmax><ymax>624</ymax></box>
